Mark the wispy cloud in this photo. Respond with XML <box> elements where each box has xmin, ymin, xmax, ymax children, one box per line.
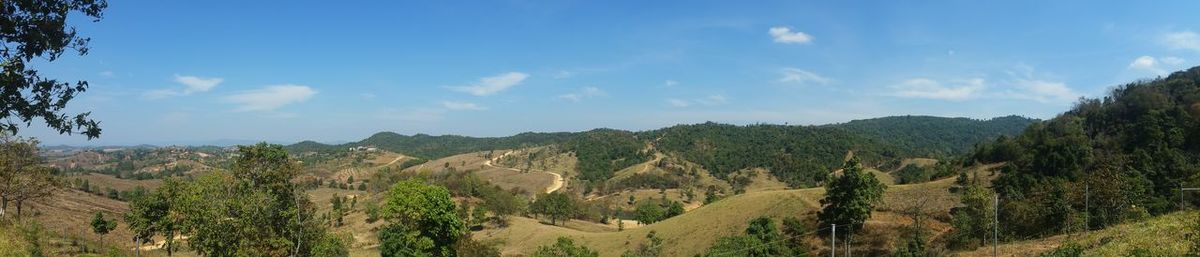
<box><xmin>778</xmin><ymin>68</ymin><xmax>831</xmax><ymax>85</ymax></box>
<box><xmin>449</xmin><ymin>72</ymin><xmax>530</xmax><ymax>96</ymax></box>
<box><xmin>664</xmin><ymin>80</ymin><xmax>678</xmax><ymax>87</ymax></box>
<box><xmin>224</xmin><ymin>84</ymin><xmax>317</xmax><ymax>112</ymax></box>
<box><xmin>143</xmin><ymin>74</ymin><xmax>223</xmax><ymax>99</ymax></box>
<box><xmin>360</xmin><ymin>93</ymin><xmax>377</xmax><ymax>99</ymax></box>
<box><xmin>557</xmin><ymin>86</ymin><xmax>606</xmax><ymax>102</ymax></box>
<box><xmin>890</xmin><ymin>78</ymin><xmax>985</xmax><ymax>101</ymax></box>
<box><xmin>890</xmin><ymin>67</ymin><xmax>1080</xmax><ymax>103</ymax></box>
<box><xmin>768</xmin><ymin>26</ymin><xmax>813</xmax><ymax>44</ymax></box>
<box><xmin>441</xmin><ymin>101</ymin><xmax>486</xmax><ymax>110</ymax></box>
<box><xmin>1163</xmin><ymin>31</ymin><xmax>1200</xmax><ymax>51</ymax></box>
<box><xmin>98</xmin><ymin>71</ymin><xmax>115</xmax><ymax>78</ymax></box>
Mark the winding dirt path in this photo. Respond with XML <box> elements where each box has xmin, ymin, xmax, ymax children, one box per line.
<box><xmin>485</xmin><ymin>150</ymin><xmax>566</xmax><ymax>193</ymax></box>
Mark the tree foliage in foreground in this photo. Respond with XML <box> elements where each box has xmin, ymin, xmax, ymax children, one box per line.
<box><xmin>1</xmin><ymin>0</ymin><xmax>107</xmax><ymax>138</ymax></box>
<box><xmin>126</xmin><ymin>143</ymin><xmax>345</xmax><ymax>256</ymax></box>
<box><xmin>379</xmin><ymin>179</ymin><xmax>465</xmax><ymax>257</ymax></box>
<box><xmin>818</xmin><ymin>157</ymin><xmax>886</xmax><ymax>232</ymax></box>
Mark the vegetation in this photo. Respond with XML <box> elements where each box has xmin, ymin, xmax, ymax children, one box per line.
<box><xmin>531</xmin><ymin>192</ymin><xmax>578</xmax><ymax>225</ymax></box>
<box><xmin>124</xmin><ymin>143</ymin><xmax>346</xmax><ymax>256</ymax></box>
<box><xmin>702</xmin><ymin>217</ymin><xmax>806</xmax><ymax>257</ymax></box>
<box><xmin>828</xmin><ymin>115</ymin><xmax>1035</xmax><ymax>158</ymax></box>
<box><xmin>379</xmin><ymin>179</ymin><xmax>465</xmax><ymax>257</ymax></box>
<box><xmin>564</xmin><ymin>129</ymin><xmax>652</xmax><ymax>183</ymax></box>
<box><xmin>532</xmin><ymin>237</ymin><xmax>599</xmax><ymax>257</ymax></box>
<box><xmin>818</xmin><ymin>157</ymin><xmax>886</xmax><ymax>232</ymax></box>
<box><xmin>0</xmin><ymin>0</ymin><xmax>106</xmax><ymax>139</ymax></box>
<box><xmin>894</xmin><ymin>160</ymin><xmax>956</xmax><ymax>184</ymax></box>
<box><xmin>0</xmin><ymin>135</ymin><xmax>59</xmax><ymax>218</ymax></box>
<box><xmin>967</xmin><ymin>67</ymin><xmax>1200</xmax><ymax>241</ymax></box>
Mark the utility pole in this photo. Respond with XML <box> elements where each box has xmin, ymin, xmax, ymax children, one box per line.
<box><xmin>1085</xmin><ymin>182</ymin><xmax>1089</xmax><ymax>237</ymax></box>
<box><xmin>831</xmin><ymin>224</ymin><xmax>836</xmax><ymax>257</ymax></box>
<box><xmin>993</xmin><ymin>193</ymin><xmax>999</xmax><ymax>257</ymax></box>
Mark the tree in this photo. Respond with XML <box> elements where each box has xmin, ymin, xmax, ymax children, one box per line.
<box><xmin>0</xmin><ymin>135</ymin><xmax>57</xmax><ymax>219</ymax></box>
<box><xmin>125</xmin><ymin>178</ymin><xmax>184</xmax><ymax>256</ymax></box>
<box><xmin>665</xmin><ymin>201</ymin><xmax>685</xmax><ymax>218</ymax></box>
<box><xmin>379</xmin><ymin>179</ymin><xmax>465</xmax><ymax>257</ymax></box>
<box><xmin>532</xmin><ymin>237</ymin><xmax>599</xmax><ymax>257</ymax></box>
<box><xmin>948</xmin><ymin>185</ymin><xmax>995</xmax><ymax>250</ymax></box>
<box><xmin>532</xmin><ymin>192</ymin><xmax>576</xmax><ymax>225</ymax></box>
<box><xmin>0</xmin><ymin>0</ymin><xmax>106</xmax><ymax>138</ymax></box>
<box><xmin>781</xmin><ymin>217</ymin><xmax>807</xmax><ymax>251</ymax></box>
<box><xmin>818</xmin><ymin>157</ymin><xmax>886</xmax><ymax>232</ymax></box>
<box><xmin>160</xmin><ymin>143</ymin><xmax>342</xmax><ymax>256</ymax></box>
<box><xmin>703</xmin><ymin>217</ymin><xmax>803</xmax><ymax>257</ymax></box>
<box><xmin>634</xmin><ymin>200</ymin><xmax>664</xmax><ymax>225</ymax></box>
<box><xmin>90</xmin><ymin>211</ymin><xmax>116</xmax><ymax>248</ymax></box>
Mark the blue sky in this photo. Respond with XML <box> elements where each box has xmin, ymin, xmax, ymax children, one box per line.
<box><xmin>24</xmin><ymin>0</ymin><xmax>1200</xmax><ymax>145</ymax></box>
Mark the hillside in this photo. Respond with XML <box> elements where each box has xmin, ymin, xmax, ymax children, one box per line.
<box><xmin>967</xmin><ymin>66</ymin><xmax>1200</xmax><ymax>240</ymax></box>
<box><xmin>827</xmin><ymin>115</ymin><xmax>1037</xmax><ymax>157</ymax></box>
<box><xmin>288</xmin><ymin>116</ymin><xmax>1033</xmax><ymax>190</ymax></box>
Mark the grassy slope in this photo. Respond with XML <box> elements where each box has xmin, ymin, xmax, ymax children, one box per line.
<box><xmin>475</xmin><ymin>165</ymin><xmax>981</xmax><ymax>257</ymax></box>
<box><xmin>957</xmin><ymin>211</ymin><xmax>1197</xmax><ymax>257</ymax></box>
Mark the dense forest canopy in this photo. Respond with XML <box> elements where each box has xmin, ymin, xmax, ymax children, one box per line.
<box><xmin>968</xmin><ymin>66</ymin><xmax>1200</xmax><ymax>238</ymax></box>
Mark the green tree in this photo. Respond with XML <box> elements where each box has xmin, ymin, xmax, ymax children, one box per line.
<box><xmin>167</xmin><ymin>143</ymin><xmax>342</xmax><ymax>256</ymax></box>
<box><xmin>818</xmin><ymin>157</ymin><xmax>886</xmax><ymax>232</ymax></box>
<box><xmin>454</xmin><ymin>237</ymin><xmax>501</xmax><ymax>257</ymax></box>
<box><xmin>665</xmin><ymin>200</ymin><xmax>685</xmax><ymax>218</ymax></box>
<box><xmin>949</xmin><ymin>185</ymin><xmax>995</xmax><ymax>250</ymax></box>
<box><xmin>532</xmin><ymin>237</ymin><xmax>599</xmax><ymax>257</ymax></box>
<box><xmin>125</xmin><ymin>178</ymin><xmax>184</xmax><ymax>256</ymax></box>
<box><xmin>90</xmin><ymin>212</ymin><xmax>116</xmax><ymax>248</ymax></box>
<box><xmin>379</xmin><ymin>179</ymin><xmax>465</xmax><ymax>257</ymax></box>
<box><xmin>532</xmin><ymin>192</ymin><xmax>577</xmax><ymax>225</ymax></box>
<box><xmin>311</xmin><ymin>233</ymin><xmax>351</xmax><ymax>257</ymax></box>
<box><xmin>634</xmin><ymin>200</ymin><xmax>664</xmax><ymax>225</ymax></box>
<box><xmin>1</xmin><ymin>0</ymin><xmax>106</xmax><ymax>138</ymax></box>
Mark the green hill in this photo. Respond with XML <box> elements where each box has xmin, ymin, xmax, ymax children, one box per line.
<box><xmin>967</xmin><ymin>66</ymin><xmax>1200</xmax><ymax>240</ymax></box>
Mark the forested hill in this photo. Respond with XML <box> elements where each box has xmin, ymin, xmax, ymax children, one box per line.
<box><xmin>968</xmin><ymin>66</ymin><xmax>1200</xmax><ymax>238</ymax></box>
<box><xmin>288</xmin><ymin>115</ymin><xmax>1033</xmax><ymax>186</ymax></box>
<box><xmin>285</xmin><ymin>131</ymin><xmax>574</xmax><ymax>159</ymax></box>
<box><xmin>826</xmin><ymin>115</ymin><xmax>1036</xmax><ymax>157</ymax></box>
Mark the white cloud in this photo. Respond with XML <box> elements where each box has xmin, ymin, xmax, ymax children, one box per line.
<box><xmin>890</xmin><ymin>78</ymin><xmax>986</xmax><ymax>101</ymax></box>
<box><xmin>1009</xmin><ymin>79</ymin><xmax>1078</xmax><ymax>103</ymax></box>
<box><xmin>224</xmin><ymin>84</ymin><xmax>317</xmax><ymax>112</ymax></box>
<box><xmin>98</xmin><ymin>71</ymin><xmax>115</xmax><ymax>78</ymax></box>
<box><xmin>449</xmin><ymin>72</ymin><xmax>529</xmax><ymax>96</ymax></box>
<box><xmin>557</xmin><ymin>86</ymin><xmax>606</xmax><ymax>102</ymax></box>
<box><xmin>1129</xmin><ymin>56</ymin><xmax>1158</xmax><ymax>70</ymax></box>
<box><xmin>1128</xmin><ymin>55</ymin><xmax>1187</xmax><ymax>75</ymax></box>
<box><xmin>1163</xmin><ymin>31</ymin><xmax>1200</xmax><ymax>51</ymax></box>
<box><xmin>360</xmin><ymin>93</ymin><xmax>377</xmax><ymax>99</ymax></box>
<box><xmin>666</xmin><ymin>99</ymin><xmax>691</xmax><ymax>108</ymax></box>
<box><xmin>778</xmin><ymin>68</ymin><xmax>831</xmax><ymax>85</ymax></box>
<box><xmin>664</xmin><ymin>80</ymin><xmax>678</xmax><ymax>87</ymax></box>
<box><xmin>768</xmin><ymin>26</ymin><xmax>813</xmax><ymax>44</ymax></box>
<box><xmin>142</xmin><ymin>74</ymin><xmax>223</xmax><ymax>99</ymax></box>
<box><xmin>441</xmin><ymin>101</ymin><xmax>486</xmax><ymax>111</ymax></box>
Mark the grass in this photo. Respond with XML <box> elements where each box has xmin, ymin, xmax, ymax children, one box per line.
<box><xmin>956</xmin><ymin>211</ymin><xmax>1198</xmax><ymax>256</ymax></box>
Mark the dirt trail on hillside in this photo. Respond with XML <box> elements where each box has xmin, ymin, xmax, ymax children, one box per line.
<box><xmin>486</xmin><ymin>150</ymin><xmax>566</xmax><ymax>193</ymax></box>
